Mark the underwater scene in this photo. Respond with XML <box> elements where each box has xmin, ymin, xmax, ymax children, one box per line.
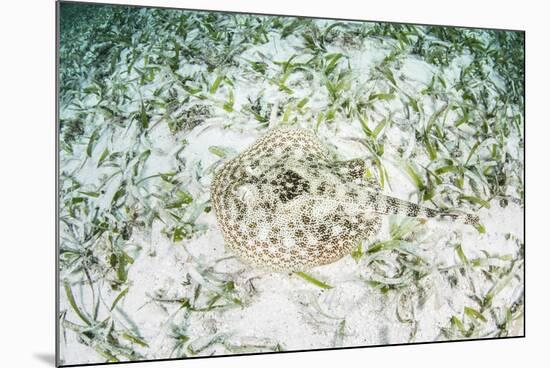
<box><xmin>58</xmin><ymin>2</ymin><xmax>524</xmax><ymax>365</ymax></box>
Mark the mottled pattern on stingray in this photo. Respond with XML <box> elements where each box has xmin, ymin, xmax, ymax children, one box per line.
<box><xmin>211</xmin><ymin>126</ymin><xmax>380</xmax><ymax>271</ymax></box>
<box><xmin>211</xmin><ymin>126</ymin><xmax>478</xmax><ymax>271</ymax></box>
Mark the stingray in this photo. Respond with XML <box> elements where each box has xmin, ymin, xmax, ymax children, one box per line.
<box><xmin>211</xmin><ymin>126</ymin><xmax>479</xmax><ymax>272</ymax></box>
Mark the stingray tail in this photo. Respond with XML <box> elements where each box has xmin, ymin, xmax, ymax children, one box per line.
<box><xmin>364</xmin><ymin>193</ymin><xmax>480</xmax><ymax>225</ymax></box>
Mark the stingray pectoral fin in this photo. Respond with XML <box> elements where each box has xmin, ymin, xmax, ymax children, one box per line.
<box><xmin>364</xmin><ymin>193</ymin><xmax>480</xmax><ymax>225</ymax></box>
<box><xmin>333</xmin><ymin>158</ymin><xmax>366</xmax><ymax>181</ymax></box>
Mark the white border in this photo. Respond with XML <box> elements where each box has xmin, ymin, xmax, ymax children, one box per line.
<box><xmin>1</xmin><ymin>0</ymin><xmax>546</xmax><ymax>367</ymax></box>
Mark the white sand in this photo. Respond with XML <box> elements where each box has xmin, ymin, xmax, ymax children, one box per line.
<box><xmin>58</xmin><ymin>11</ymin><xmax>524</xmax><ymax>365</ymax></box>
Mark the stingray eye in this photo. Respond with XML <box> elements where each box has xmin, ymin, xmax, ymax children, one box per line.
<box><xmin>235</xmin><ymin>184</ymin><xmax>254</xmax><ymax>205</ymax></box>
<box><xmin>244</xmin><ymin>164</ymin><xmax>257</xmax><ymax>175</ymax></box>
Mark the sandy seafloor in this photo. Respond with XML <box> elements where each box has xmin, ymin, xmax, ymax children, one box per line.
<box><xmin>58</xmin><ymin>4</ymin><xmax>524</xmax><ymax>365</ymax></box>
